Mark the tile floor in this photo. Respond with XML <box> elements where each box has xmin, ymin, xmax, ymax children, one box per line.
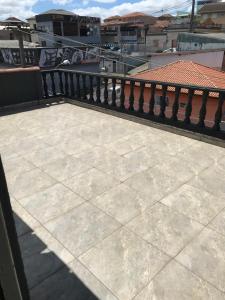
<box><xmin>1</xmin><ymin>102</ymin><xmax>225</xmax><ymax>299</ymax></box>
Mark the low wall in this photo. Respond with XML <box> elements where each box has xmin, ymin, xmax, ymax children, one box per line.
<box><xmin>0</xmin><ymin>67</ymin><xmax>42</xmax><ymax>107</ymax></box>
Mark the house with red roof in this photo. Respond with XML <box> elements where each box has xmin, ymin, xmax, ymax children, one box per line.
<box><xmin>125</xmin><ymin>60</ymin><xmax>225</xmax><ymax>126</ymax></box>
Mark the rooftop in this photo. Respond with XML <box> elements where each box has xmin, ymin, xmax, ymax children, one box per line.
<box><xmin>132</xmin><ymin>60</ymin><xmax>225</xmax><ymax>89</ymax></box>
<box><xmin>37</xmin><ymin>9</ymin><xmax>77</xmax><ymax>16</ymax></box>
<box><xmin>2</xmin><ymin>101</ymin><xmax>225</xmax><ymax>299</ymax></box>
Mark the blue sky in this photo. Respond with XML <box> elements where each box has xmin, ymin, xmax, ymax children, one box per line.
<box><xmin>1</xmin><ymin>0</ymin><xmax>191</xmax><ymax>21</ymax></box>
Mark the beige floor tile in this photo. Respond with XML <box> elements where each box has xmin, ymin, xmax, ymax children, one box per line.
<box><xmin>161</xmin><ymin>184</ymin><xmax>225</xmax><ymax>225</ymax></box>
<box><xmin>7</xmin><ymin>168</ymin><xmax>56</xmax><ymax>200</ymax></box>
<box><xmin>134</xmin><ymin>260</ymin><xmax>225</xmax><ymax>300</ymax></box>
<box><xmin>80</xmin><ymin>227</ymin><xmax>170</xmax><ymax>300</ymax></box>
<box><xmin>19</xmin><ymin>183</ymin><xmax>84</xmax><ymax>224</ymax></box>
<box><xmin>41</xmin><ymin>155</ymin><xmax>91</xmax><ymax>181</ymax></box>
<box><xmin>176</xmin><ymin>228</ymin><xmax>225</xmax><ymax>293</ymax></box>
<box><xmin>63</xmin><ymin>168</ymin><xmax>120</xmax><ymax>200</ymax></box>
<box><xmin>127</xmin><ymin>203</ymin><xmax>203</xmax><ymax>256</ymax></box>
<box><xmin>91</xmin><ymin>183</ymin><xmax>149</xmax><ymax>224</ymax></box>
<box><xmin>208</xmin><ymin>209</ymin><xmax>225</xmax><ymax>237</ymax></box>
<box><xmin>45</xmin><ymin>202</ymin><xmax>120</xmax><ymax>257</ymax></box>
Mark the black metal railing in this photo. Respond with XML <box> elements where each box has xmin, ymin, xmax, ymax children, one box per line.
<box><xmin>41</xmin><ymin>69</ymin><xmax>225</xmax><ymax>139</ymax></box>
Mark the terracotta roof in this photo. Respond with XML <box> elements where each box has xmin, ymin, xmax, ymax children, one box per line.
<box><xmin>132</xmin><ymin>60</ymin><xmax>225</xmax><ymax>88</ymax></box>
<box><xmin>121</xmin><ymin>12</ymin><xmax>148</xmax><ymax>18</ymax></box>
<box><xmin>152</xmin><ymin>20</ymin><xmax>170</xmax><ymax>28</ymax></box>
<box><xmin>199</xmin><ymin>2</ymin><xmax>225</xmax><ymax>14</ymax></box>
<box><xmin>131</xmin><ymin>60</ymin><xmax>225</xmax><ymax>97</ymax></box>
<box><xmin>212</xmin><ymin>16</ymin><xmax>225</xmax><ymax>25</ymax></box>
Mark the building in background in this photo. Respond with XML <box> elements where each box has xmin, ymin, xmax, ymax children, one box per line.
<box><xmin>177</xmin><ymin>32</ymin><xmax>225</xmax><ymax>51</ymax></box>
<box><xmin>27</xmin><ymin>9</ymin><xmax>101</xmax><ymax>47</ymax></box>
<box><xmin>196</xmin><ymin>0</ymin><xmax>221</xmax><ymax>12</ymax></box>
<box><xmin>199</xmin><ymin>2</ymin><xmax>225</xmax><ymax>22</ymax></box>
<box><xmin>101</xmin><ymin>12</ymin><xmax>156</xmax><ymax>48</ymax></box>
<box><xmin>0</xmin><ymin>17</ymin><xmax>31</xmax><ymax>42</ymax></box>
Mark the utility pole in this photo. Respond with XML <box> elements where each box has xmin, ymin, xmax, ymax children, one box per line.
<box><xmin>189</xmin><ymin>0</ymin><xmax>196</xmax><ymax>33</ymax></box>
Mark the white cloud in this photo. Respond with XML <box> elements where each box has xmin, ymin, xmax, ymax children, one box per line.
<box><xmin>73</xmin><ymin>0</ymin><xmax>190</xmax><ymax>20</ymax></box>
<box><xmin>0</xmin><ymin>0</ymin><xmax>37</xmax><ymax>20</ymax></box>
<box><xmin>51</xmin><ymin>0</ymin><xmax>72</xmax><ymax>4</ymax></box>
<box><xmin>84</xmin><ymin>0</ymin><xmax>117</xmax><ymax>4</ymax></box>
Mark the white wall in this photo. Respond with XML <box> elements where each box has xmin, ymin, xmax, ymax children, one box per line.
<box><xmin>146</xmin><ymin>35</ymin><xmax>167</xmax><ymax>52</ymax></box>
<box><xmin>149</xmin><ymin>51</ymin><xmax>224</xmax><ymax>69</ymax></box>
<box><xmin>178</xmin><ymin>41</ymin><xmax>225</xmax><ymax>51</ymax></box>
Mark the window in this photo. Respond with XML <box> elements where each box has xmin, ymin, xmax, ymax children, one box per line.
<box><xmin>41</xmin><ymin>41</ymin><xmax>47</xmax><ymax>47</ymax></box>
<box><xmin>63</xmin><ymin>22</ymin><xmax>78</xmax><ymax>36</ymax></box>
<box><xmin>153</xmin><ymin>40</ymin><xmax>159</xmax><ymax>47</ymax></box>
<box><xmin>53</xmin><ymin>21</ymin><xmax>62</xmax><ymax>36</ymax></box>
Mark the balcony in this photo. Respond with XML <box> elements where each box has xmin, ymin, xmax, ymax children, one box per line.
<box><xmin>1</xmin><ymin>68</ymin><xmax>225</xmax><ymax>299</ymax></box>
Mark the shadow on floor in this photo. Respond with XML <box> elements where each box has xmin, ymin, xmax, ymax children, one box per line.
<box><xmin>13</xmin><ymin>213</ymin><xmax>99</xmax><ymax>300</ymax></box>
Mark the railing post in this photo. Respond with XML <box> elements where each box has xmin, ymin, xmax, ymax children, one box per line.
<box><xmin>42</xmin><ymin>72</ymin><xmax>49</xmax><ymax>98</ymax></box>
<box><xmin>213</xmin><ymin>91</ymin><xmax>225</xmax><ymax>131</ymax></box>
<box><xmin>64</xmin><ymin>72</ymin><xmax>69</xmax><ymax>97</ymax></box>
<box><xmin>103</xmin><ymin>78</ymin><xmax>108</xmax><ymax>105</ymax></box>
<box><xmin>120</xmin><ymin>79</ymin><xmax>125</xmax><ymax>110</ymax></box>
<box><xmin>184</xmin><ymin>88</ymin><xmax>194</xmax><ymax>124</ymax></box>
<box><xmin>159</xmin><ymin>85</ymin><xmax>167</xmax><ymax>119</ymax></box>
<box><xmin>82</xmin><ymin>74</ymin><xmax>87</xmax><ymax>101</ymax></box>
<box><xmin>111</xmin><ymin>78</ymin><xmax>116</xmax><ymax>107</ymax></box>
<box><xmin>96</xmin><ymin>76</ymin><xmax>101</xmax><ymax>104</ymax></box>
<box><xmin>171</xmin><ymin>86</ymin><xmax>181</xmax><ymax>121</ymax></box>
<box><xmin>76</xmin><ymin>73</ymin><xmax>81</xmax><ymax>99</ymax></box>
<box><xmin>58</xmin><ymin>71</ymin><xmax>64</xmax><ymax>95</ymax></box>
<box><xmin>149</xmin><ymin>83</ymin><xmax>156</xmax><ymax>116</ymax></box>
<box><xmin>138</xmin><ymin>82</ymin><xmax>145</xmax><ymax>114</ymax></box>
<box><xmin>69</xmin><ymin>73</ymin><xmax>75</xmax><ymax>98</ymax></box>
<box><xmin>89</xmin><ymin>75</ymin><xmax>94</xmax><ymax>103</ymax></box>
<box><xmin>50</xmin><ymin>72</ymin><xmax>56</xmax><ymax>97</ymax></box>
<box><xmin>198</xmin><ymin>90</ymin><xmax>209</xmax><ymax>128</ymax></box>
<box><xmin>129</xmin><ymin>80</ymin><xmax>135</xmax><ymax>111</ymax></box>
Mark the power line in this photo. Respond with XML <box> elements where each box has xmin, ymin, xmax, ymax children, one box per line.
<box><xmin>18</xmin><ymin>29</ymin><xmax>138</xmax><ymax>69</ymax></box>
<box><xmin>24</xmin><ymin>0</ymin><xmax>192</xmax><ymax>67</ymax></box>
<box><xmin>18</xmin><ymin>28</ymin><xmax>225</xmax><ymax>83</ymax></box>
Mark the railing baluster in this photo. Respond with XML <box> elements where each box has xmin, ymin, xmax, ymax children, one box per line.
<box><xmin>213</xmin><ymin>91</ymin><xmax>225</xmax><ymax>131</ymax></box>
<box><xmin>198</xmin><ymin>90</ymin><xmax>209</xmax><ymax>128</ymax></box>
<box><xmin>111</xmin><ymin>78</ymin><xmax>116</xmax><ymax>107</ymax></box>
<box><xmin>129</xmin><ymin>80</ymin><xmax>135</xmax><ymax>111</ymax></box>
<box><xmin>82</xmin><ymin>74</ymin><xmax>87</xmax><ymax>101</ymax></box>
<box><xmin>64</xmin><ymin>72</ymin><xmax>69</xmax><ymax>97</ymax></box>
<box><xmin>76</xmin><ymin>73</ymin><xmax>81</xmax><ymax>99</ymax></box>
<box><xmin>103</xmin><ymin>78</ymin><xmax>108</xmax><ymax>105</ymax></box>
<box><xmin>89</xmin><ymin>75</ymin><xmax>94</xmax><ymax>103</ymax></box>
<box><xmin>50</xmin><ymin>72</ymin><xmax>56</xmax><ymax>97</ymax></box>
<box><xmin>149</xmin><ymin>83</ymin><xmax>156</xmax><ymax>116</ymax></box>
<box><xmin>69</xmin><ymin>73</ymin><xmax>75</xmax><ymax>98</ymax></box>
<box><xmin>171</xmin><ymin>86</ymin><xmax>181</xmax><ymax>121</ymax></box>
<box><xmin>96</xmin><ymin>76</ymin><xmax>101</xmax><ymax>104</ymax></box>
<box><xmin>42</xmin><ymin>72</ymin><xmax>49</xmax><ymax>98</ymax></box>
<box><xmin>120</xmin><ymin>79</ymin><xmax>125</xmax><ymax>110</ymax></box>
<box><xmin>184</xmin><ymin>88</ymin><xmax>194</xmax><ymax>124</ymax></box>
<box><xmin>138</xmin><ymin>82</ymin><xmax>145</xmax><ymax>113</ymax></box>
<box><xmin>159</xmin><ymin>85</ymin><xmax>168</xmax><ymax>119</ymax></box>
<box><xmin>58</xmin><ymin>71</ymin><xmax>64</xmax><ymax>95</ymax></box>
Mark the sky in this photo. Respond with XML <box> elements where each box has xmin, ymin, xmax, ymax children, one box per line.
<box><xmin>0</xmin><ymin>0</ymin><xmax>192</xmax><ymax>21</ymax></box>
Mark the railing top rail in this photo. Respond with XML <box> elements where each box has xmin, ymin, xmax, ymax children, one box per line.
<box><xmin>41</xmin><ymin>68</ymin><xmax>225</xmax><ymax>94</ymax></box>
